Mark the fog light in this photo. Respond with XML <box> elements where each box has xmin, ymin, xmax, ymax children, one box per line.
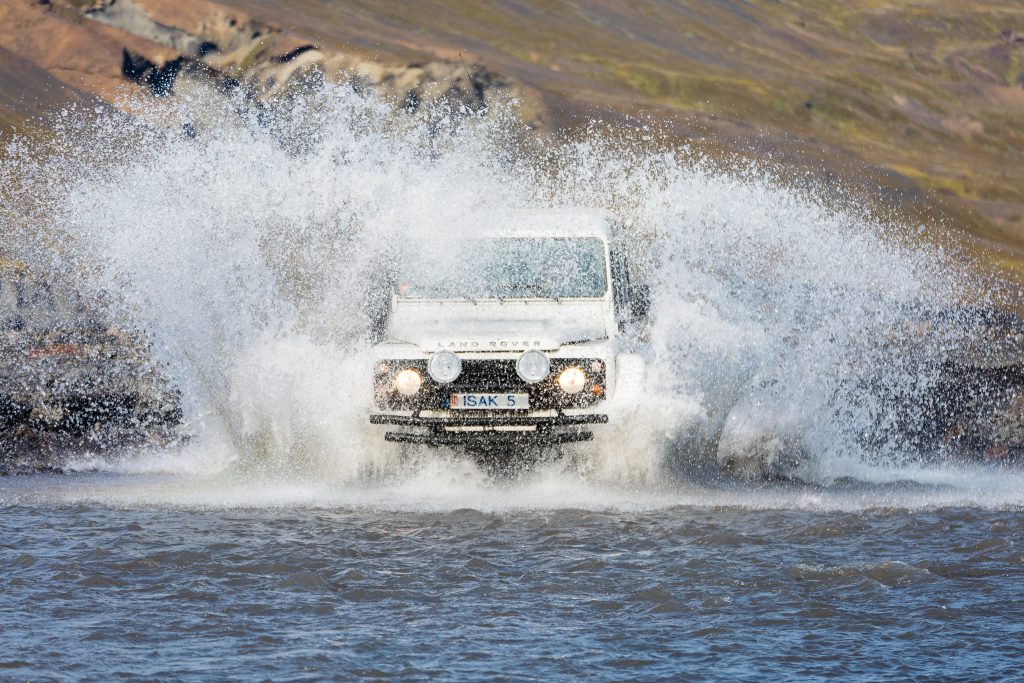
<box><xmin>428</xmin><ymin>351</ymin><xmax>462</xmax><ymax>384</ymax></box>
<box><xmin>557</xmin><ymin>367</ymin><xmax>586</xmax><ymax>394</ymax></box>
<box><xmin>516</xmin><ymin>350</ymin><xmax>550</xmax><ymax>384</ymax></box>
<box><xmin>393</xmin><ymin>369</ymin><xmax>423</xmax><ymax>396</ymax></box>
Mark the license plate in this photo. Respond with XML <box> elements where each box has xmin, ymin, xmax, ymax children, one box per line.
<box><xmin>449</xmin><ymin>393</ymin><xmax>530</xmax><ymax>410</ymax></box>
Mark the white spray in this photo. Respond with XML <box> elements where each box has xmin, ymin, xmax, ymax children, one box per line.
<box><xmin>0</xmin><ymin>82</ymin><xmax>1008</xmax><ymax>499</ymax></box>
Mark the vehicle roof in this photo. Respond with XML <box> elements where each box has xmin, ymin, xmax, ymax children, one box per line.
<box><xmin>478</xmin><ymin>208</ymin><xmax>616</xmax><ymax>240</ymax></box>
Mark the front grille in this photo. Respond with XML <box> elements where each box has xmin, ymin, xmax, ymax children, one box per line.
<box><xmin>451</xmin><ymin>360</ymin><xmax>520</xmax><ymax>391</ymax></box>
<box><xmin>375</xmin><ymin>357</ymin><xmax>606</xmax><ymax>411</ymax></box>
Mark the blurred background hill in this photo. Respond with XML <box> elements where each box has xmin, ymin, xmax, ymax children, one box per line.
<box><xmin>2</xmin><ymin>0</ymin><xmax>1024</xmax><ymax>271</ymax></box>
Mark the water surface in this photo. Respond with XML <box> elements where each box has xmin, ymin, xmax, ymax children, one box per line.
<box><xmin>3</xmin><ymin>467</ymin><xmax>1023</xmax><ymax>681</ymax></box>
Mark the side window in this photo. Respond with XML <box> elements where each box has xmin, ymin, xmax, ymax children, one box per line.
<box><xmin>609</xmin><ymin>249</ymin><xmax>632</xmax><ymax>324</ymax></box>
<box><xmin>610</xmin><ymin>246</ymin><xmax>652</xmax><ymax>342</ymax></box>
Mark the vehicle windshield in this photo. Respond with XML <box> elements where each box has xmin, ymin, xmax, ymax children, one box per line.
<box><xmin>398</xmin><ymin>237</ymin><xmax>608</xmax><ymax>300</ymax></box>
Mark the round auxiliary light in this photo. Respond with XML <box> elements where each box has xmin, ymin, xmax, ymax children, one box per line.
<box><xmin>516</xmin><ymin>350</ymin><xmax>550</xmax><ymax>384</ymax></box>
<box><xmin>557</xmin><ymin>366</ymin><xmax>587</xmax><ymax>395</ymax></box>
<box><xmin>393</xmin><ymin>368</ymin><xmax>423</xmax><ymax>396</ymax></box>
<box><xmin>428</xmin><ymin>350</ymin><xmax>462</xmax><ymax>384</ymax></box>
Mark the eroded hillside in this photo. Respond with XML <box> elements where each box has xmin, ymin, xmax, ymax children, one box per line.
<box><xmin>1</xmin><ymin>0</ymin><xmax>1024</xmax><ymax>266</ymax></box>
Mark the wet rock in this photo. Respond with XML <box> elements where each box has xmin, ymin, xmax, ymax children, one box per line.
<box><xmin>80</xmin><ymin>0</ymin><xmax>537</xmax><ymax>129</ymax></box>
<box><xmin>0</xmin><ymin>266</ymin><xmax>182</xmax><ymax>473</ymax></box>
<box><xmin>271</xmin><ymin>45</ymin><xmax>316</xmax><ymax>64</ymax></box>
<box><xmin>721</xmin><ymin>304</ymin><xmax>1024</xmax><ymax>478</ymax></box>
<box><xmin>906</xmin><ymin>306</ymin><xmax>1024</xmax><ymax>460</ymax></box>
<box><xmin>122</xmin><ymin>49</ymin><xmax>235</xmax><ymax>97</ymax></box>
<box><xmin>121</xmin><ymin>48</ymin><xmax>154</xmax><ymax>82</ymax></box>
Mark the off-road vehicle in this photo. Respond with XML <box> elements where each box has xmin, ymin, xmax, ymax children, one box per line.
<box><xmin>369</xmin><ymin>209</ymin><xmax>649</xmax><ymax>451</ymax></box>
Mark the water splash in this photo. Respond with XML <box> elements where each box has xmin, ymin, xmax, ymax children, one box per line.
<box><xmin>1</xmin><ymin>80</ymin><xmax>1012</xmax><ymax>502</ymax></box>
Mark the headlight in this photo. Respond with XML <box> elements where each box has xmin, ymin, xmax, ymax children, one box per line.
<box><xmin>557</xmin><ymin>367</ymin><xmax>586</xmax><ymax>394</ymax></box>
<box><xmin>393</xmin><ymin>368</ymin><xmax>423</xmax><ymax>396</ymax></box>
<box><xmin>428</xmin><ymin>350</ymin><xmax>462</xmax><ymax>383</ymax></box>
<box><xmin>516</xmin><ymin>350</ymin><xmax>550</xmax><ymax>384</ymax></box>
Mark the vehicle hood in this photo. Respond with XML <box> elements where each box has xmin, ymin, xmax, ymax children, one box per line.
<box><xmin>386</xmin><ymin>299</ymin><xmax>610</xmax><ymax>351</ymax></box>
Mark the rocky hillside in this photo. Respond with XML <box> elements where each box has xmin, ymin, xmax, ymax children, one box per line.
<box><xmin>0</xmin><ymin>0</ymin><xmax>542</xmax><ymax>133</ymax></box>
<box><xmin>3</xmin><ymin>0</ymin><xmax>1023</xmax><ymax>269</ymax></box>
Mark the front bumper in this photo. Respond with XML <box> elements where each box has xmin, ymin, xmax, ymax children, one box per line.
<box><xmin>374</xmin><ymin>356</ymin><xmax>608</xmax><ymax>412</ymax></box>
<box><xmin>370</xmin><ymin>412</ymin><xmax>608</xmax><ymax>447</ymax></box>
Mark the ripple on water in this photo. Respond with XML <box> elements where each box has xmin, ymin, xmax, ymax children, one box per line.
<box><xmin>2</xmin><ymin>474</ymin><xmax>1024</xmax><ymax>680</ymax></box>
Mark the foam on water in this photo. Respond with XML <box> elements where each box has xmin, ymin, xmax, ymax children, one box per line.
<box><xmin>2</xmin><ymin>82</ymin><xmax>1017</xmax><ymax>510</ymax></box>
<box><xmin>4</xmin><ymin>456</ymin><xmax>1024</xmax><ymax>512</ymax></box>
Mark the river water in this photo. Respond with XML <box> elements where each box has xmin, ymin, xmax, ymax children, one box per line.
<box><xmin>3</xmin><ymin>85</ymin><xmax>1024</xmax><ymax>679</ymax></box>
<box><xmin>3</xmin><ymin>464</ymin><xmax>1024</xmax><ymax>681</ymax></box>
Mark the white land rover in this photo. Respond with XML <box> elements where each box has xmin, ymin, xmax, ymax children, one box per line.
<box><xmin>369</xmin><ymin>209</ymin><xmax>649</xmax><ymax>450</ymax></box>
